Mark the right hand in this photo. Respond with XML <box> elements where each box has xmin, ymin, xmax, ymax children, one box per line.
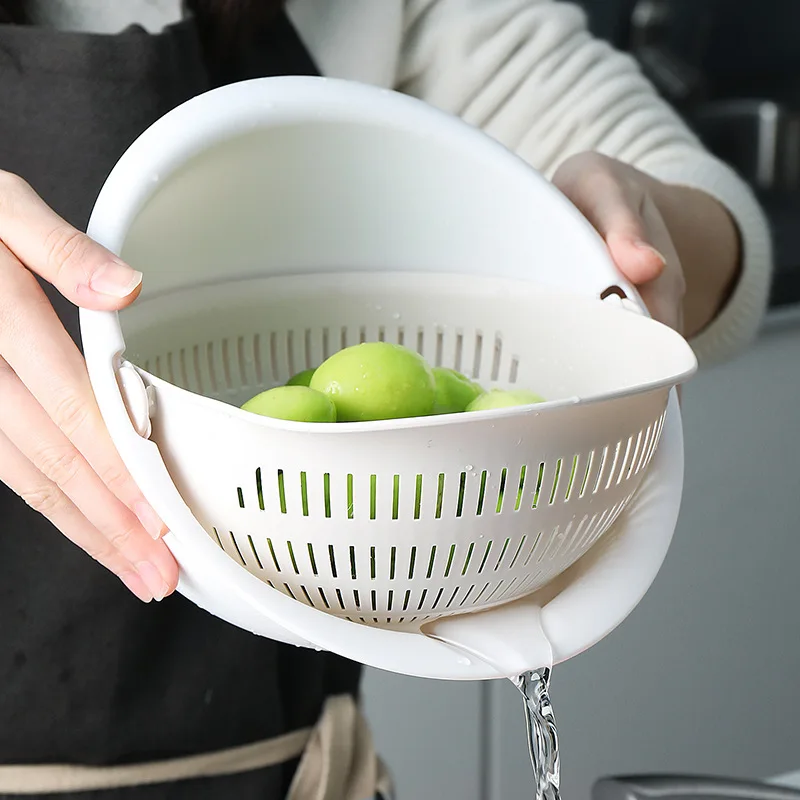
<box><xmin>0</xmin><ymin>171</ymin><xmax>179</xmax><ymax>602</ymax></box>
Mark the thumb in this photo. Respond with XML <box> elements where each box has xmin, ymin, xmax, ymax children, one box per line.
<box><xmin>0</xmin><ymin>172</ymin><xmax>142</xmax><ymax>310</ymax></box>
<box><xmin>553</xmin><ymin>156</ymin><xmax>667</xmax><ymax>286</ymax></box>
<box><xmin>605</xmin><ymin>233</ymin><xmax>667</xmax><ymax>286</ymax></box>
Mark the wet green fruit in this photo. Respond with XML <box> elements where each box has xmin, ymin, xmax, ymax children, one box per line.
<box><xmin>466</xmin><ymin>389</ymin><xmax>545</xmax><ymax>412</ymax></box>
<box><xmin>241</xmin><ymin>385</ymin><xmax>336</xmax><ymax>422</ymax></box>
<box><xmin>286</xmin><ymin>368</ymin><xmax>316</xmax><ymax>387</ymax></box>
<box><xmin>432</xmin><ymin>367</ymin><xmax>484</xmax><ymax>414</ymax></box>
<box><xmin>310</xmin><ymin>342</ymin><xmax>436</xmax><ymax>422</ymax></box>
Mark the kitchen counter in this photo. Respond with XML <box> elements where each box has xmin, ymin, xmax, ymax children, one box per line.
<box><xmin>763</xmin><ymin>303</ymin><xmax>800</xmax><ymax>332</ymax></box>
<box><xmin>770</xmin><ymin>771</ymin><xmax>800</xmax><ymax>790</ymax></box>
<box><xmin>762</xmin><ymin>193</ymin><xmax>800</xmax><ymax>309</ymax></box>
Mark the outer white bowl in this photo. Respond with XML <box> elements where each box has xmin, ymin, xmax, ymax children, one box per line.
<box><xmin>80</xmin><ymin>76</ymin><xmax>694</xmax><ymax>679</ymax></box>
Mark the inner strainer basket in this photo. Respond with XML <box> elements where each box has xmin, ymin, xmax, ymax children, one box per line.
<box><xmin>118</xmin><ymin>269</ymin><xmax>693</xmax><ymax>630</ymax></box>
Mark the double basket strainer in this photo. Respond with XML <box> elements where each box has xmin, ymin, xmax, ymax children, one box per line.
<box><xmin>80</xmin><ymin>77</ymin><xmax>696</xmax><ymax>680</ymax></box>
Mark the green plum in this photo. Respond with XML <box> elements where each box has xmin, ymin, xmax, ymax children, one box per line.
<box><xmin>310</xmin><ymin>342</ymin><xmax>436</xmax><ymax>422</ymax></box>
<box><xmin>241</xmin><ymin>385</ymin><xmax>336</xmax><ymax>422</ymax></box>
<box><xmin>466</xmin><ymin>389</ymin><xmax>545</xmax><ymax>412</ymax></box>
<box><xmin>432</xmin><ymin>367</ymin><xmax>484</xmax><ymax>414</ymax></box>
<box><xmin>286</xmin><ymin>368</ymin><xmax>316</xmax><ymax>387</ymax></box>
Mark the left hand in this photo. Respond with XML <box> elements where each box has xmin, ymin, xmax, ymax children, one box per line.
<box><xmin>552</xmin><ymin>152</ymin><xmax>686</xmax><ymax>333</ymax></box>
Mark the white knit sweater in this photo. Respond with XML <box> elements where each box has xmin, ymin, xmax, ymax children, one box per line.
<box><xmin>27</xmin><ymin>0</ymin><xmax>773</xmax><ymax>366</ymax></box>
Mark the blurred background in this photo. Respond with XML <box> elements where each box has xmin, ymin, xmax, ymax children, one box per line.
<box><xmin>361</xmin><ymin>2</ymin><xmax>800</xmax><ymax>798</ymax></box>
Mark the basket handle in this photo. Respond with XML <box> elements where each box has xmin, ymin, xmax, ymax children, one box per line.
<box><xmin>421</xmin><ymin>595</ymin><xmax>554</xmax><ymax>676</ymax></box>
<box><xmin>600</xmin><ymin>283</ymin><xmax>648</xmax><ymax>316</ymax></box>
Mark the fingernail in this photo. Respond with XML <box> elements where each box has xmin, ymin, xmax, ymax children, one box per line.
<box><xmin>634</xmin><ymin>240</ymin><xmax>667</xmax><ymax>265</ymax></box>
<box><xmin>88</xmin><ymin>261</ymin><xmax>143</xmax><ymax>298</ymax></box>
<box><xmin>120</xmin><ymin>570</ymin><xmax>153</xmax><ymax>603</ymax></box>
<box><xmin>135</xmin><ymin>561</ymin><xmax>170</xmax><ymax>602</ymax></box>
<box><xmin>134</xmin><ymin>501</ymin><xmax>167</xmax><ymax>540</ymax></box>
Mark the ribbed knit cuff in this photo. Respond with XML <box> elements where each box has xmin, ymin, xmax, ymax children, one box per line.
<box><xmin>643</xmin><ymin>154</ymin><xmax>773</xmax><ymax>367</ymax></box>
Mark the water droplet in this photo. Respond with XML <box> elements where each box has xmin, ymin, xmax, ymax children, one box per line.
<box><xmin>392</xmin><ymin>312</ymin><xmax>401</xmax><ymax>320</ymax></box>
<box><xmin>456</xmin><ymin>655</ymin><xmax>472</xmax><ymax>666</ymax></box>
<box><xmin>427</xmin><ymin>440</ymin><xmax>433</xmax><ymax>448</ymax></box>
<box><xmin>465</xmin><ymin>465</ymin><xmax>473</xmax><ymax>471</ymax></box>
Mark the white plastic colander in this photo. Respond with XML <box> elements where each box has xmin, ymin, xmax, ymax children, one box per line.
<box><xmin>80</xmin><ymin>77</ymin><xmax>696</xmax><ymax>680</ymax></box>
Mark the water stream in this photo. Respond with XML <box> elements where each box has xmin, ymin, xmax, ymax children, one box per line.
<box><xmin>512</xmin><ymin>667</ymin><xmax>561</xmax><ymax>800</ymax></box>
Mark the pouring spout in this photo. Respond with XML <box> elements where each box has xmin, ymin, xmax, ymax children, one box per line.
<box><xmin>421</xmin><ymin>595</ymin><xmax>553</xmax><ymax>678</ymax></box>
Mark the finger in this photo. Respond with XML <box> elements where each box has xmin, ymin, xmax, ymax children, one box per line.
<box><xmin>633</xmin><ymin>195</ymin><xmax>685</xmax><ymax>331</ymax></box>
<box><xmin>0</xmin><ymin>428</ymin><xmax>154</xmax><ymax>603</ymax></box>
<box><xmin>0</xmin><ymin>360</ymin><xmax>178</xmax><ymax>600</ymax></box>
<box><xmin>605</xmin><ymin>235</ymin><xmax>667</xmax><ymax>287</ymax></box>
<box><xmin>0</xmin><ymin>171</ymin><xmax>142</xmax><ymax>310</ymax></box>
<box><xmin>635</xmin><ymin>283</ymin><xmax>680</xmax><ymax>331</ymax></box>
<box><xmin>0</xmin><ymin>245</ymin><xmax>167</xmax><ymax>540</ymax></box>
<box><xmin>553</xmin><ymin>156</ymin><xmax>666</xmax><ymax>284</ymax></box>
<box><xmin>553</xmin><ymin>156</ymin><xmax>684</xmax><ymax>331</ymax></box>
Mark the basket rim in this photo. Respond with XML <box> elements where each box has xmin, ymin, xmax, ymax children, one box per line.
<box><xmin>123</xmin><ymin>270</ymin><xmax>695</xmax><ymax>434</ymax></box>
<box><xmin>138</xmin><ymin>365</ymin><xmax>676</xmax><ymax>435</ymax></box>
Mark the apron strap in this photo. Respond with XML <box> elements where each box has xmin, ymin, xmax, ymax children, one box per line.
<box><xmin>0</xmin><ymin>729</ymin><xmax>311</xmax><ymax>794</ymax></box>
<box><xmin>288</xmin><ymin>695</ymin><xmax>393</xmax><ymax>800</ymax></box>
<box><xmin>0</xmin><ymin>695</ymin><xmax>392</xmax><ymax>798</ymax></box>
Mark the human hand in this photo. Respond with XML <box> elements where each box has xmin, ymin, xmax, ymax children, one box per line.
<box><xmin>553</xmin><ymin>152</ymin><xmax>686</xmax><ymax>333</ymax></box>
<box><xmin>0</xmin><ymin>171</ymin><xmax>179</xmax><ymax>603</ymax></box>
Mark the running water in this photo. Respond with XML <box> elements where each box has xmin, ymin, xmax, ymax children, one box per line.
<box><xmin>512</xmin><ymin>667</ymin><xmax>561</xmax><ymax>800</ymax></box>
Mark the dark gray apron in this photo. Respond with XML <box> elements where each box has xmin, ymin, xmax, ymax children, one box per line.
<box><xmin>0</xmin><ymin>10</ymin><xmax>363</xmax><ymax>799</ymax></box>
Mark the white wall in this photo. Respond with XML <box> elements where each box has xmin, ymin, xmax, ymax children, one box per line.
<box><xmin>362</xmin><ymin>673</ymin><xmax>486</xmax><ymax>799</ymax></box>
<box><xmin>363</xmin><ymin>312</ymin><xmax>800</xmax><ymax>800</ymax></box>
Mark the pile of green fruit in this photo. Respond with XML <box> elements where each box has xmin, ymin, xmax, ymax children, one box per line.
<box><xmin>241</xmin><ymin>341</ymin><xmax>544</xmax><ymax>422</ymax></box>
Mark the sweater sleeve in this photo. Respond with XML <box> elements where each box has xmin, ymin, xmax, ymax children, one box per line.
<box><xmin>396</xmin><ymin>0</ymin><xmax>772</xmax><ymax>366</ymax></box>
